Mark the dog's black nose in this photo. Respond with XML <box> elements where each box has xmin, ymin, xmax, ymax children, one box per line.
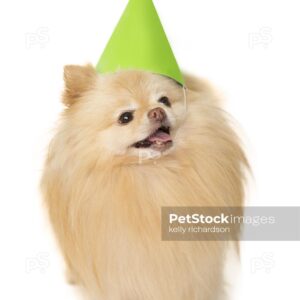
<box><xmin>148</xmin><ymin>107</ymin><xmax>166</xmax><ymax>122</ymax></box>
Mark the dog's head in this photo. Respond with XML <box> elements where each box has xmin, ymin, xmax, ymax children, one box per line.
<box><xmin>63</xmin><ymin>65</ymin><xmax>188</xmax><ymax>162</ymax></box>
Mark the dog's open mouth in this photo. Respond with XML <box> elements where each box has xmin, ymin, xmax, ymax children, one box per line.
<box><xmin>133</xmin><ymin>126</ymin><xmax>173</xmax><ymax>151</ymax></box>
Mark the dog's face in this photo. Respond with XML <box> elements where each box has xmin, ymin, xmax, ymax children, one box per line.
<box><xmin>63</xmin><ymin>65</ymin><xmax>187</xmax><ymax>161</ymax></box>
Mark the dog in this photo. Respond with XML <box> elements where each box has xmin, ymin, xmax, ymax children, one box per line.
<box><xmin>41</xmin><ymin>64</ymin><xmax>248</xmax><ymax>299</ymax></box>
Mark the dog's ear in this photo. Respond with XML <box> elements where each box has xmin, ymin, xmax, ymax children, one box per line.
<box><xmin>63</xmin><ymin>64</ymin><xmax>97</xmax><ymax>106</ymax></box>
<box><xmin>183</xmin><ymin>73</ymin><xmax>211</xmax><ymax>94</ymax></box>
<box><xmin>183</xmin><ymin>73</ymin><xmax>220</xmax><ymax>105</ymax></box>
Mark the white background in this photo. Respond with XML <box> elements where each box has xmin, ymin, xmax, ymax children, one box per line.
<box><xmin>0</xmin><ymin>0</ymin><xmax>299</xmax><ymax>299</ymax></box>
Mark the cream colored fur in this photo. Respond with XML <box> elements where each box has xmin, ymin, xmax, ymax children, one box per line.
<box><xmin>41</xmin><ymin>65</ymin><xmax>248</xmax><ymax>300</ymax></box>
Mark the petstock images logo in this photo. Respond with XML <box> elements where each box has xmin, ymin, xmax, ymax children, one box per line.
<box><xmin>161</xmin><ymin>206</ymin><xmax>300</xmax><ymax>241</ymax></box>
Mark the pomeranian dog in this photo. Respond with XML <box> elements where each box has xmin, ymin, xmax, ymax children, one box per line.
<box><xmin>41</xmin><ymin>65</ymin><xmax>248</xmax><ymax>300</ymax></box>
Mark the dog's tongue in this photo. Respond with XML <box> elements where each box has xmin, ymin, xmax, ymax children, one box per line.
<box><xmin>149</xmin><ymin>129</ymin><xmax>172</xmax><ymax>143</ymax></box>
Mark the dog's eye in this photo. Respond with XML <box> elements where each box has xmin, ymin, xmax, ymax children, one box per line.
<box><xmin>118</xmin><ymin>111</ymin><xmax>134</xmax><ymax>125</ymax></box>
<box><xmin>158</xmin><ymin>96</ymin><xmax>171</xmax><ymax>107</ymax></box>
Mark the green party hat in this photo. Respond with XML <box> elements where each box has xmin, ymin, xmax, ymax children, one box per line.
<box><xmin>96</xmin><ymin>0</ymin><xmax>184</xmax><ymax>85</ymax></box>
